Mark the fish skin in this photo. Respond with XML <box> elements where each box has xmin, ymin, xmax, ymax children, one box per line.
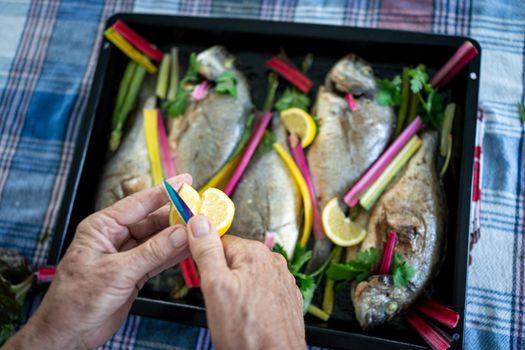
<box><xmin>353</xmin><ymin>131</ymin><xmax>446</xmax><ymax>330</ymax></box>
<box><xmin>326</xmin><ymin>54</ymin><xmax>377</xmax><ymax>97</ymax></box>
<box><xmin>229</xmin><ymin>118</ymin><xmax>302</xmax><ymax>258</ymax></box>
<box><xmin>95</xmin><ymin>78</ymin><xmax>155</xmax><ymax>210</ymax></box>
<box><xmin>169</xmin><ymin>46</ymin><xmax>252</xmax><ymax>189</ymax></box>
<box><xmin>307</xmin><ymin>87</ymin><xmax>395</xmax><ymax>209</ymax></box>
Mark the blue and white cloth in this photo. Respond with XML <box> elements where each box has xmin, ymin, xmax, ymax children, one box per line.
<box><xmin>1</xmin><ymin>1</ymin><xmax>524</xmax><ymax>349</ymax></box>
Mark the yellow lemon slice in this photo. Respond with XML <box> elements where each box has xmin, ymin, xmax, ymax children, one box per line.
<box><xmin>199</xmin><ymin>188</ymin><xmax>235</xmax><ymax>236</ymax></box>
<box><xmin>322</xmin><ymin>197</ymin><xmax>366</xmax><ymax>247</ymax></box>
<box><xmin>280</xmin><ymin>107</ymin><xmax>317</xmax><ymax>148</ymax></box>
<box><xmin>169</xmin><ymin>183</ymin><xmax>202</xmax><ymax>225</ymax></box>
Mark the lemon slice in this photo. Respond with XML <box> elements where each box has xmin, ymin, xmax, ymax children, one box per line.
<box><xmin>169</xmin><ymin>183</ymin><xmax>202</xmax><ymax>225</ymax></box>
<box><xmin>322</xmin><ymin>197</ymin><xmax>366</xmax><ymax>247</ymax></box>
<box><xmin>200</xmin><ymin>188</ymin><xmax>235</xmax><ymax>236</ymax></box>
<box><xmin>280</xmin><ymin>107</ymin><xmax>317</xmax><ymax>148</ymax></box>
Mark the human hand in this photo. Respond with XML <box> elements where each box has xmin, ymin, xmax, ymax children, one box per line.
<box><xmin>186</xmin><ymin>215</ymin><xmax>306</xmax><ymax>350</ymax></box>
<box><xmin>4</xmin><ymin>175</ymin><xmax>192</xmax><ymax>350</ymax></box>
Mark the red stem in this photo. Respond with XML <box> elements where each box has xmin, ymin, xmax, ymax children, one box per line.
<box><xmin>415</xmin><ymin>299</ymin><xmax>460</xmax><ymax>329</ymax></box>
<box><xmin>266</xmin><ymin>57</ymin><xmax>313</xmax><ymax>93</ymax></box>
<box><xmin>36</xmin><ymin>266</ymin><xmax>56</xmax><ymax>283</ymax></box>
<box><xmin>378</xmin><ymin>231</ymin><xmax>397</xmax><ymax>274</ymax></box>
<box><xmin>113</xmin><ymin>20</ymin><xmax>164</xmax><ymax>62</ymax></box>
<box><xmin>288</xmin><ymin>134</ymin><xmax>325</xmax><ymax>240</ymax></box>
<box><xmin>430</xmin><ymin>41</ymin><xmax>478</xmax><ymax>88</ymax></box>
<box><xmin>345</xmin><ymin>93</ymin><xmax>357</xmax><ymax>112</ymax></box>
<box><xmin>406</xmin><ymin>311</ymin><xmax>451</xmax><ymax>350</ymax></box>
<box><xmin>224</xmin><ymin>111</ymin><xmax>273</xmax><ymax>196</ymax></box>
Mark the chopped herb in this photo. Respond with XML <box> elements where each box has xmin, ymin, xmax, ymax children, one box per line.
<box><xmin>391</xmin><ymin>253</ymin><xmax>415</xmax><ymax>288</ymax></box>
<box><xmin>518</xmin><ymin>102</ymin><xmax>525</xmax><ymax>123</ymax></box>
<box><xmin>377</xmin><ymin>76</ymin><xmax>402</xmax><ymax>107</ymax></box>
<box><xmin>164</xmin><ymin>53</ymin><xmax>202</xmax><ymax>117</ymax></box>
<box><xmin>215</xmin><ymin>71</ymin><xmax>237</xmax><ymax>97</ymax></box>
<box><xmin>275</xmin><ymin>87</ymin><xmax>310</xmax><ymax>112</ymax></box>
<box><xmin>326</xmin><ymin>248</ymin><xmax>379</xmax><ymax>284</ymax></box>
<box><xmin>408</xmin><ymin>65</ymin><xmax>429</xmax><ymax>94</ymax></box>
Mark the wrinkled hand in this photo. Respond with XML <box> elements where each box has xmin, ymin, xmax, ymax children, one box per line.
<box><xmin>4</xmin><ymin>175</ymin><xmax>192</xmax><ymax>350</ymax></box>
<box><xmin>186</xmin><ymin>215</ymin><xmax>306</xmax><ymax>350</ymax></box>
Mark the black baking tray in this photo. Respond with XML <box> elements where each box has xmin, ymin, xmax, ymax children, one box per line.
<box><xmin>48</xmin><ymin>13</ymin><xmax>481</xmax><ymax>349</ymax></box>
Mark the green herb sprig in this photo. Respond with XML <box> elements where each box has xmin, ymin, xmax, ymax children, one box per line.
<box><xmin>215</xmin><ymin>71</ymin><xmax>237</xmax><ymax>97</ymax></box>
<box><xmin>164</xmin><ymin>53</ymin><xmax>201</xmax><ymax>118</ymax></box>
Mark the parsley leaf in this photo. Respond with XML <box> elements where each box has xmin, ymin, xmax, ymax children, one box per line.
<box><xmin>289</xmin><ymin>246</ymin><xmax>312</xmax><ymax>275</ymax></box>
<box><xmin>253</xmin><ymin>130</ymin><xmax>276</xmax><ymax>160</ymax></box>
<box><xmin>377</xmin><ymin>76</ymin><xmax>402</xmax><ymax>107</ymax></box>
<box><xmin>272</xmin><ymin>243</ymin><xmax>288</xmax><ymax>260</ymax></box>
<box><xmin>518</xmin><ymin>102</ymin><xmax>525</xmax><ymax>123</ymax></box>
<box><xmin>294</xmin><ymin>273</ymin><xmax>316</xmax><ymax>313</ymax></box>
<box><xmin>275</xmin><ymin>87</ymin><xmax>310</xmax><ymax>111</ymax></box>
<box><xmin>326</xmin><ymin>248</ymin><xmax>379</xmax><ymax>284</ymax></box>
<box><xmin>180</xmin><ymin>53</ymin><xmax>201</xmax><ymax>86</ymax></box>
<box><xmin>164</xmin><ymin>53</ymin><xmax>201</xmax><ymax>118</ymax></box>
<box><xmin>391</xmin><ymin>253</ymin><xmax>415</xmax><ymax>288</ymax></box>
<box><xmin>215</xmin><ymin>71</ymin><xmax>237</xmax><ymax>97</ymax></box>
<box><xmin>408</xmin><ymin>65</ymin><xmax>429</xmax><ymax>94</ymax></box>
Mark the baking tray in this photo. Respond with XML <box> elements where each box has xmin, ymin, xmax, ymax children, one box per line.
<box><xmin>48</xmin><ymin>13</ymin><xmax>481</xmax><ymax>349</ymax></box>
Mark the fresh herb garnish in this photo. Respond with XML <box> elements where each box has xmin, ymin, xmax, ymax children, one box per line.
<box><xmin>377</xmin><ymin>76</ymin><xmax>402</xmax><ymax>107</ymax></box>
<box><xmin>326</xmin><ymin>248</ymin><xmax>380</xmax><ymax>284</ymax></box>
<box><xmin>391</xmin><ymin>253</ymin><xmax>415</xmax><ymax>288</ymax></box>
<box><xmin>253</xmin><ymin>130</ymin><xmax>277</xmax><ymax>160</ymax></box>
<box><xmin>518</xmin><ymin>102</ymin><xmax>525</xmax><ymax>123</ymax></box>
<box><xmin>215</xmin><ymin>71</ymin><xmax>237</xmax><ymax>97</ymax></box>
<box><xmin>164</xmin><ymin>53</ymin><xmax>201</xmax><ymax>117</ymax></box>
<box><xmin>275</xmin><ymin>87</ymin><xmax>311</xmax><ymax>112</ymax></box>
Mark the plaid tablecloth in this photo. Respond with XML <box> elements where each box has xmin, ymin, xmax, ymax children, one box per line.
<box><xmin>1</xmin><ymin>0</ymin><xmax>524</xmax><ymax>349</ymax></box>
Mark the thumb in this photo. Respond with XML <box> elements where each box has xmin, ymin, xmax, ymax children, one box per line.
<box><xmin>187</xmin><ymin>215</ymin><xmax>229</xmax><ymax>281</ymax></box>
<box><xmin>122</xmin><ymin>225</ymin><xmax>189</xmax><ymax>281</ymax></box>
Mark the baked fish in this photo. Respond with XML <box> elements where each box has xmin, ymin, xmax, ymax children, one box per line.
<box><xmin>353</xmin><ymin>131</ymin><xmax>446</xmax><ymax>329</ymax></box>
<box><xmin>229</xmin><ymin>118</ymin><xmax>302</xmax><ymax>258</ymax></box>
<box><xmin>169</xmin><ymin>46</ymin><xmax>252</xmax><ymax>189</ymax></box>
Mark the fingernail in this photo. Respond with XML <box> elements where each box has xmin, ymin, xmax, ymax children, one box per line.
<box><xmin>170</xmin><ymin>226</ymin><xmax>188</xmax><ymax>248</ymax></box>
<box><xmin>190</xmin><ymin>215</ymin><xmax>210</xmax><ymax>238</ymax></box>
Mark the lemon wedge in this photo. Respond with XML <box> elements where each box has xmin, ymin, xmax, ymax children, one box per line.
<box><xmin>280</xmin><ymin>107</ymin><xmax>317</xmax><ymax>148</ymax></box>
<box><xmin>199</xmin><ymin>188</ymin><xmax>235</xmax><ymax>236</ymax></box>
<box><xmin>322</xmin><ymin>197</ymin><xmax>366</xmax><ymax>247</ymax></box>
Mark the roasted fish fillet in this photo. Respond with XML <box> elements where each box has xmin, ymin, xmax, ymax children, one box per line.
<box><xmin>94</xmin><ymin>78</ymin><xmax>155</xmax><ymax>210</ymax></box>
<box><xmin>353</xmin><ymin>131</ymin><xmax>446</xmax><ymax>329</ymax></box>
<box><xmin>229</xmin><ymin>118</ymin><xmax>302</xmax><ymax>258</ymax></box>
<box><xmin>169</xmin><ymin>46</ymin><xmax>252</xmax><ymax>189</ymax></box>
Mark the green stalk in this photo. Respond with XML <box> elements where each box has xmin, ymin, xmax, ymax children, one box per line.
<box><xmin>407</xmin><ymin>92</ymin><xmax>420</xmax><ymax>123</ymax></box>
<box><xmin>113</xmin><ymin>61</ymin><xmax>137</xmax><ymax>126</ymax></box>
<box><xmin>155</xmin><ymin>53</ymin><xmax>171</xmax><ymax>100</ymax></box>
<box><xmin>263</xmin><ymin>72</ymin><xmax>279</xmax><ymax>113</ymax></box>
<box><xmin>440</xmin><ymin>103</ymin><xmax>456</xmax><ymax>156</ymax></box>
<box><xmin>12</xmin><ymin>275</ymin><xmax>34</xmax><ymax>305</ymax></box>
<box><xmin>322</xmin><ymin>246</ymin><xmax>343</xmax><ymax>315</ymax></box>
<box><xmin>110</xmin><ymin>65</ymin><xmax>147</xmax><ymax>152</ymax></box>
<box><xmin>360</xmin><ymin>136</ymin><xmax>422</xmax><ymax>210</ymax></box>
<box><xmin>395</xmin><ymin>68</ymin><xmax>410</xmax><ymax>136</ymax></box>
<box><xmin>167</xmin><ymin>47</ymin><xmax>179</xmax><ymax>101</ymax></box>
<box><xmin>307</xmin><ymin>304</ymin><xmax>330</xmax><ymax>321</ymax></box>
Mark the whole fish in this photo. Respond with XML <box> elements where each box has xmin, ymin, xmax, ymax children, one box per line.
<box><xmin>306</xmin><ymin>54</ymin><xmax>395</xmax><ymax>271</ymax></box>
<box><xmin>169</xmin><ymin>46</ymin><xmax>252</xmax><ymax>189</ymax></box>
<box><xmin>353</xmin><ymin>131</ymin><xmax>446</xmax><ymax>329</ymax></box>
<box><xmin>95</xmin><ymin>78</ymin><xmax>155</xmax><ymax>210</ymax></box>
<box><xmin>229</xmin><ymin>118</ymin><xmax>302</xmax><ymax>258</ymax></box>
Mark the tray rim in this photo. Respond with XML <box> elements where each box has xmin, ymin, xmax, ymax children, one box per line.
<box><xmin>48</xmin><ymin>13</ymin><xmax>482</xmax><ymax>350</ymax></box>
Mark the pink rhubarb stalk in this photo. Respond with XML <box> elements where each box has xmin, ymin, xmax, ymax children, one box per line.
<box><xmin>157</xmin><ymin>109</ymin><xmax>200</xmax><ymax>288</ymax></box>
<box><xmin>406</xmin><ymin>311</ymin><xmax>451</xmax><ymax>350</ymax></box>
<box><xmin>224</xmin><ymin>111</ymin><xmax>273</xmax><ymax>196</ymax></box>
<box><xmin>36</xmin><ymin>266</ymin><xmax>56</xmax><ymax>283</ymax></box>
<box><xmin>343</xmin><ymin>116</ymin><xmax>423</xmax><ymax>207</ymax></box>
<box><xmin>430</xmin><ymin>41</ymin><xmax>478</xmax><ymax>88</ymax></box>
<box><xmin>415</xmin><ymin>299</ymin><xmax>460</xmax><ymax>329</ymax></box>
<box><xmin>266</xmin><ymin>57</ymin><xmax>313</xmax><ymax>93</ymax></box>
<box><xmin>345</xmin><ymin>93</ymin><xmax>357</xmax><ymax>112</ymax></box>
<box><xmin>113</xmin><ymin>20</ymin><xmax>164</xmax><ymax>62</ymax></box>
<box><xmin>289</xmin><ymin>134</ymin><xmax>325</xmax><ymax>240</ymax></box>
<box><xmin>191</xmin><ymin>80</ymin><xmax>209</xmax><ymax>101</ymax></box>
<box><xmin>378</xmin><ymin>231</ymin><xmax>397</xmax><ymax>274</ymax></box>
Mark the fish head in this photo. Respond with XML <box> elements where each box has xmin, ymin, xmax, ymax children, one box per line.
<box><xmin>352</xmin><ymin>275</ymin><xmax>411</xmax><ymax>329</ymax></box>
<box><xmin>327</xmin><ymin>54</ymin><xmax>377</xmax><ymax>98</ymax></box>
<box><xmin>197</xmin><ymin>46</ymin><xmax>235</xmax><ymax>81</ymax></box>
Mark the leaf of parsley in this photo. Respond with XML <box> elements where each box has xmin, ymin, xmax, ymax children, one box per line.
<box><xmin>391</xmin><ymin>253</ymin><xmax>415</xmax><ymax>288</ymax></box>
<box><xmin>253</xmin><ymin>130</ymin><xmax>277</xmax><ymax>160</ymax></box>
<box><xmin>215</xmin><ymin>71</ymin><xmax>237</xmax><ymax>97</ymax></box>
<box><xmin>408</xmin><ymin>65</ymin><xmax>429</xmax><ymax>94</ymax></box>
<box><xmin>163</xmin><ymin>89</ymin><xmax>189</xmax><ymax>118</ymax></box>
<box><xmin>326</xmin><ymin>248</ymin><xmax>379</xmax><ymax>284</ymax></box>
<box><xmin>275</xmin><ymin>87</ymin><xmax>310</xmax><ymax>112</ymax></box>
<box><xmin>377</xmin><ymin>76</ymin><xmax>402</xmax><ymax>107</ymax></box>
